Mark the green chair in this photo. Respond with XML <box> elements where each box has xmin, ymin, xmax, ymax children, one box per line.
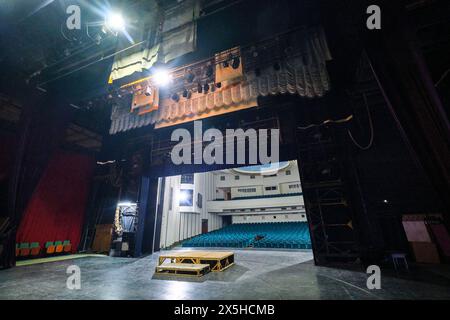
<box><xmin>45</xmin><ymin>241</ymin><xmax>55</xmax><ymax>254</ymax></box>
<box><xmin>19</xmin><ymin>243</ymin><xmax>30</xmax><ymax>257</ymax></box>
<box><xmin>30</xmin><ymin>242</ymin><xmax>40</xmax><ymax>256</ymax></box>
<box><xmin>63</xmin><ymin>240</ymin><xmax>72</xmax><ymax>253</ymax></box>
<box><xmin>55</xmin><ymin>241</ymin><xmax>63</xmax><ymax>253</ymax></box>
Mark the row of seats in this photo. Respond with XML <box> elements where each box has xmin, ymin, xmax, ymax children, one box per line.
<box><xmin>16</xmin><ymin>240</ymin><xmax>72</xmax><ymax>258</ymax></box>
<box><xmin>182</xmin><ymin>222</ymin><xmax>311</xmax><ymax>249</ymax></box>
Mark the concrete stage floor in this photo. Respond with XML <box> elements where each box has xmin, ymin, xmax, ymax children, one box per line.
<box><xmin>1</xmin><ymin>248</ymin><xmax>450</xmax><ymax>300</ymax></box>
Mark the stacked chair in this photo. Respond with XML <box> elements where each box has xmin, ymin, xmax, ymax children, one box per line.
<box><xmin>15</xmin><ymin>242</ymin><xmax>41</xmax><ymax>257</ymax></box>
<box><xmin>182</xmin><ymin>222</ymin><xmax>312</xmax><ymax>249</ymax></box>
<box><xmin>45</xmin><ymin>240</ymin><xmax>72</xmax><ymax>255</ymax></box>
<box><xmin>15</xmin><ymin>240</ymin><xmax>72</xmax><ymax>258</ymax></box>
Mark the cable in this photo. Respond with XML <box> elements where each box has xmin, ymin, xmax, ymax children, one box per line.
<box><xmin>347</xmin><ymin>92</ymin><xmax>374</xmax><ymax>150</ymax></box>
<box><xmin>435</xmin><ymin>67</ymin><xmax>450</xmax><ymax>87</ymax></box>
<box><xmin>297</xmin><ymin>115</ymin><xmax>353</xmax><ymax>130</ymax></box>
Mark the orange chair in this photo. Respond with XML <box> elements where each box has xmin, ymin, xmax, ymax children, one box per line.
<box><xmin>45</xmin><ymin>241</ymin><xmax>55</xmax><ymax>254</ymax></box>
<box><xmin>63</xmin><ymin>240</ymin><xmax>72</xmax><ymax>253</ymax></box>
<box><xmin>30</xmin><ymin>242</ymin><xmax>41</xmax><ymax>256</ymax></box>
<box><xmin>55</xmin><ymin>241</ymin><xmax>64</xmax><ymax>253</ymax></box>
<box><xmin>19</xmin><ymin>243</ymin><xmax>30</xmax><ymax>257</ymax></box>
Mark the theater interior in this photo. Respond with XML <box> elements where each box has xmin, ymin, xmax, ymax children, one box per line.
<box><xmin>0</xmin><ymin>0</ymin><xmax>450</xmax><ymax>301</ymax></box>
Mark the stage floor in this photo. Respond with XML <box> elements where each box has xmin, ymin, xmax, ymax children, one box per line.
<box><xmin>1</xmin><ymin>248</ymin><xmax>450</xmax><ymax>299</ymax></box>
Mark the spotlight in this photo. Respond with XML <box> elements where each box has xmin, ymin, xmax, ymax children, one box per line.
<box><xmin>153</xmin><ymin>68</ymin><xmax>172</xmax><ymax>87</ymax></box>
<box><xmin>197</xmin><ymin>82</ymin><xmax>203</xmax><ymax>93</ymax></box>
<box><xmin>144</xmin><ymin>86</ymin><xmax>152</xmax><ymax>96</ymax></box>
<box><xmin>118</xmin><ymin>201</ymin><xmax>136</xmax><ymax>207</ymax></box>
<box><xmin>105</xmin><ymin>12</ymin><xmax>125</xmax><ymax>33</ymax></box>
<box><xmin>186</xmin><ymin>71</ymin><xmax>195</xmax><ymax>83</ymax></box>
<box><xmin>171</xmin><ymin>93</ymin><xmax>180</xmax><ymax>102</ymax></box>
<box><xmin>215</xmin><ymin>82</ymin><xmax>222</xmax><ymax>89</ymax></box>
<box><xmin>232</xmin><ymin>56</ymin><xmax>240</xmax><ymax>69</ymax></box>
<box><xmin>182</xmin><ymin>89</ymin><xmax>189</xmax><ymax>98</ymax></box>
<box><xmin>177</xmin><ymin>190</ymin><xmax>190</xmax><ymax>203</ymax></box>
<box><xmin>203</xmin><ymin>83</ymin><xmax>210</xmax><ymax>93</ymax></box>
<box><xmin>222</xmin><ymin>60</ymin><xmax>229</xmax><ymax>68</ymax></box>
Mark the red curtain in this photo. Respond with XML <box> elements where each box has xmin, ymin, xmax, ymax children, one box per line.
<box><xmin>16</xmin><ymin>151</ymin><xmax>94</xmax><ymax>252</ymax></box>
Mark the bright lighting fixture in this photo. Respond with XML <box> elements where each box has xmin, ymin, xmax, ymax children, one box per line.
<box><xmin>105</xmin><ymin>12</ymin><xmax>125</xmax><ymax>32</ymax></box>
<box><xmin>153</xmin><ymin>68</ymin><xmax>172</xmax><ymax>87</ymax></box>
<box><xmin>118</xmin><ymin>201</ymin><xmax>136</xmax><ymax>207</ymax></box>
<box><xmin>178</xmin><ymin>191</ymin><xmax>190</xmax><ymax>203</ymax></box>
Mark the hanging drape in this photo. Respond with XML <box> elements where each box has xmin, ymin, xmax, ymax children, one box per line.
<box><xmin>1</xmin><ymin>94</ymin><xmax>74</xmax><ymax>269</ymax></box>
<box><xmin>109</xmin><ymin>26</ymin><xmax>332</xmax><ymax>133</ymax></box>
<box><xmin>109</xmin><ymin>0</ymin><xmax>200</xmax><ymax>82</ymax></box>
<box><xmin>16</xmin><ymin>152</ymin><xmax>94</xmax><ymax>252</ymax></box>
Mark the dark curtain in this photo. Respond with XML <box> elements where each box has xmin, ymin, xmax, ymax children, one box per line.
<box><xmin>16</xmin><ymin>152</ymin><xmax>94</xmax><ymax>252</ymax></box>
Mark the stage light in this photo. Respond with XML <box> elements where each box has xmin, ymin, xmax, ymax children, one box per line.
<box><xmin>144</xmin><ymin>86</ymin><xmax>152</xmax><ymax>96</ymax></box>
<box><xmin>118</xmin><ymin>201</ymin><xmax>136</xmax><ymax>207</ymax></box>
<box><xmin>232</xmin><ymin>56</ymin><xmax>240</xmax><ymax>69</ymax></box>
<box><xmin>215</xmin><ymin>82</ymin><xmax>222</xmax><ymax>89</ymax></box>
<box><xmin>222</xmin><ymin>60</ymin><xmax>229</xmax><ymax>68</ymax></box>
<box><xmin>153</xmin><ymin>68</ymin><xmax>172</xmax><ymax>87</ymax></box>
<box><xmin>197</xmin><ymin>82</ymin><xmax>203</xmax><ymax>93</ymax></box>
<box><xmin>203</xmin><ymin>83</ymin><xmax>210</xmax><ymax>93</ymax></box>
<box><xmin>171</xmin><ymin>93</ymin><xmax>180</xmax><ymax>102</ymax></box>
<box><xmin>182</xmin><ymin>89</ymin><xmax>192</xmax><ymax>99</ymax></box>
<box><xmin>186</xmin><ymin>71</ymin><xmax>195</xmax><ymax>83</ymax></box>
<box><xmin>177</xmin><ymin>190</ymin><xmax>191</xmax><ymax>204</ymax></box>
<box><xmin>105</xmin><ymin>12</ymin><xmax>125</xmax><ymax>33</ymax></box>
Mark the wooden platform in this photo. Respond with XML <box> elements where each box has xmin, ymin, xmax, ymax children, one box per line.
<box><xmin>155</xmin><ymin>263</ymin><xmax>211</xmax><ymax>277</ymax></box>
<box><xmin>158</xmin><ymin>251</ymin><xmax>235</xmax><ymax>272</ymax></box>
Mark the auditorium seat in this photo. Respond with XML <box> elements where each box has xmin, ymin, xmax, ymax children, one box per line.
<box><xmin>54</xmin><ymin>241</ymin><xmax>64</xmax><ymax>253</ymax></box>
<box><xmin>63</xmin><ymin>240</ymin><xmax>72</xmax><ymax>253</ymax></box>
<box><xmin>30</xmin><ymin>242</ymin><xmax>41</xmax><ymax>256</ymax></box>
<box><xmin>45</xmin><ymin>241</ymin><xmax>56</xmax><ymax>254</ymax></box>
<box><xmin>182</xmin><ymin>222</ymin><xmax>312</xmax><ymax>249</ymax></box>
<box><xmin>19</xmin><ymin>243</ymin><xmax>30</xmax><ymax>257</ymax></box>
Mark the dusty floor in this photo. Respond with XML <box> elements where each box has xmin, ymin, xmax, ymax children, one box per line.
<box><xmin>1</xmin><ymin>248</ymin><xmax>450</xmax><ymax>300</ymax></box>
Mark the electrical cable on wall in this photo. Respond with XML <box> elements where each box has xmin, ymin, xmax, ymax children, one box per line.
<box><xmin>347</xmin><ymin>93</ymin><xmax>374</xmax><ymax>150</ymax></box>
<box><xmin>297</xmin><ymin>115</ymin><xmax>353</xmax><ymax>130</ymax></box>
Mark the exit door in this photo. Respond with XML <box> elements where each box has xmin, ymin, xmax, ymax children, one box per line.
<box><xmin>201</xmin><ymin>219</ymin><xmax>208</xmax><ymax>234</ymax></box>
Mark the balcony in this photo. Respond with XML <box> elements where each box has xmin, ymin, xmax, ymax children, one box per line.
<box><xmin>207</xmin><ymin>193</ymin><xmax>304</xmax><ymax>214</ymax></box>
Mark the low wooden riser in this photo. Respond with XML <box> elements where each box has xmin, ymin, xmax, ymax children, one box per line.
<box><xmin>158</xmin><ymin>251</ymin><xmax>235</xmax><ymax>272</ymax></box>
<box><xmin>155</xmin><ymin>263</ymin><xmax>211</xmax><ymax>277</ymax></box>
<box><xmin>155</xmin><ymin>270</ymin><xmax>207</xmax><ymax>277</ymax></box>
